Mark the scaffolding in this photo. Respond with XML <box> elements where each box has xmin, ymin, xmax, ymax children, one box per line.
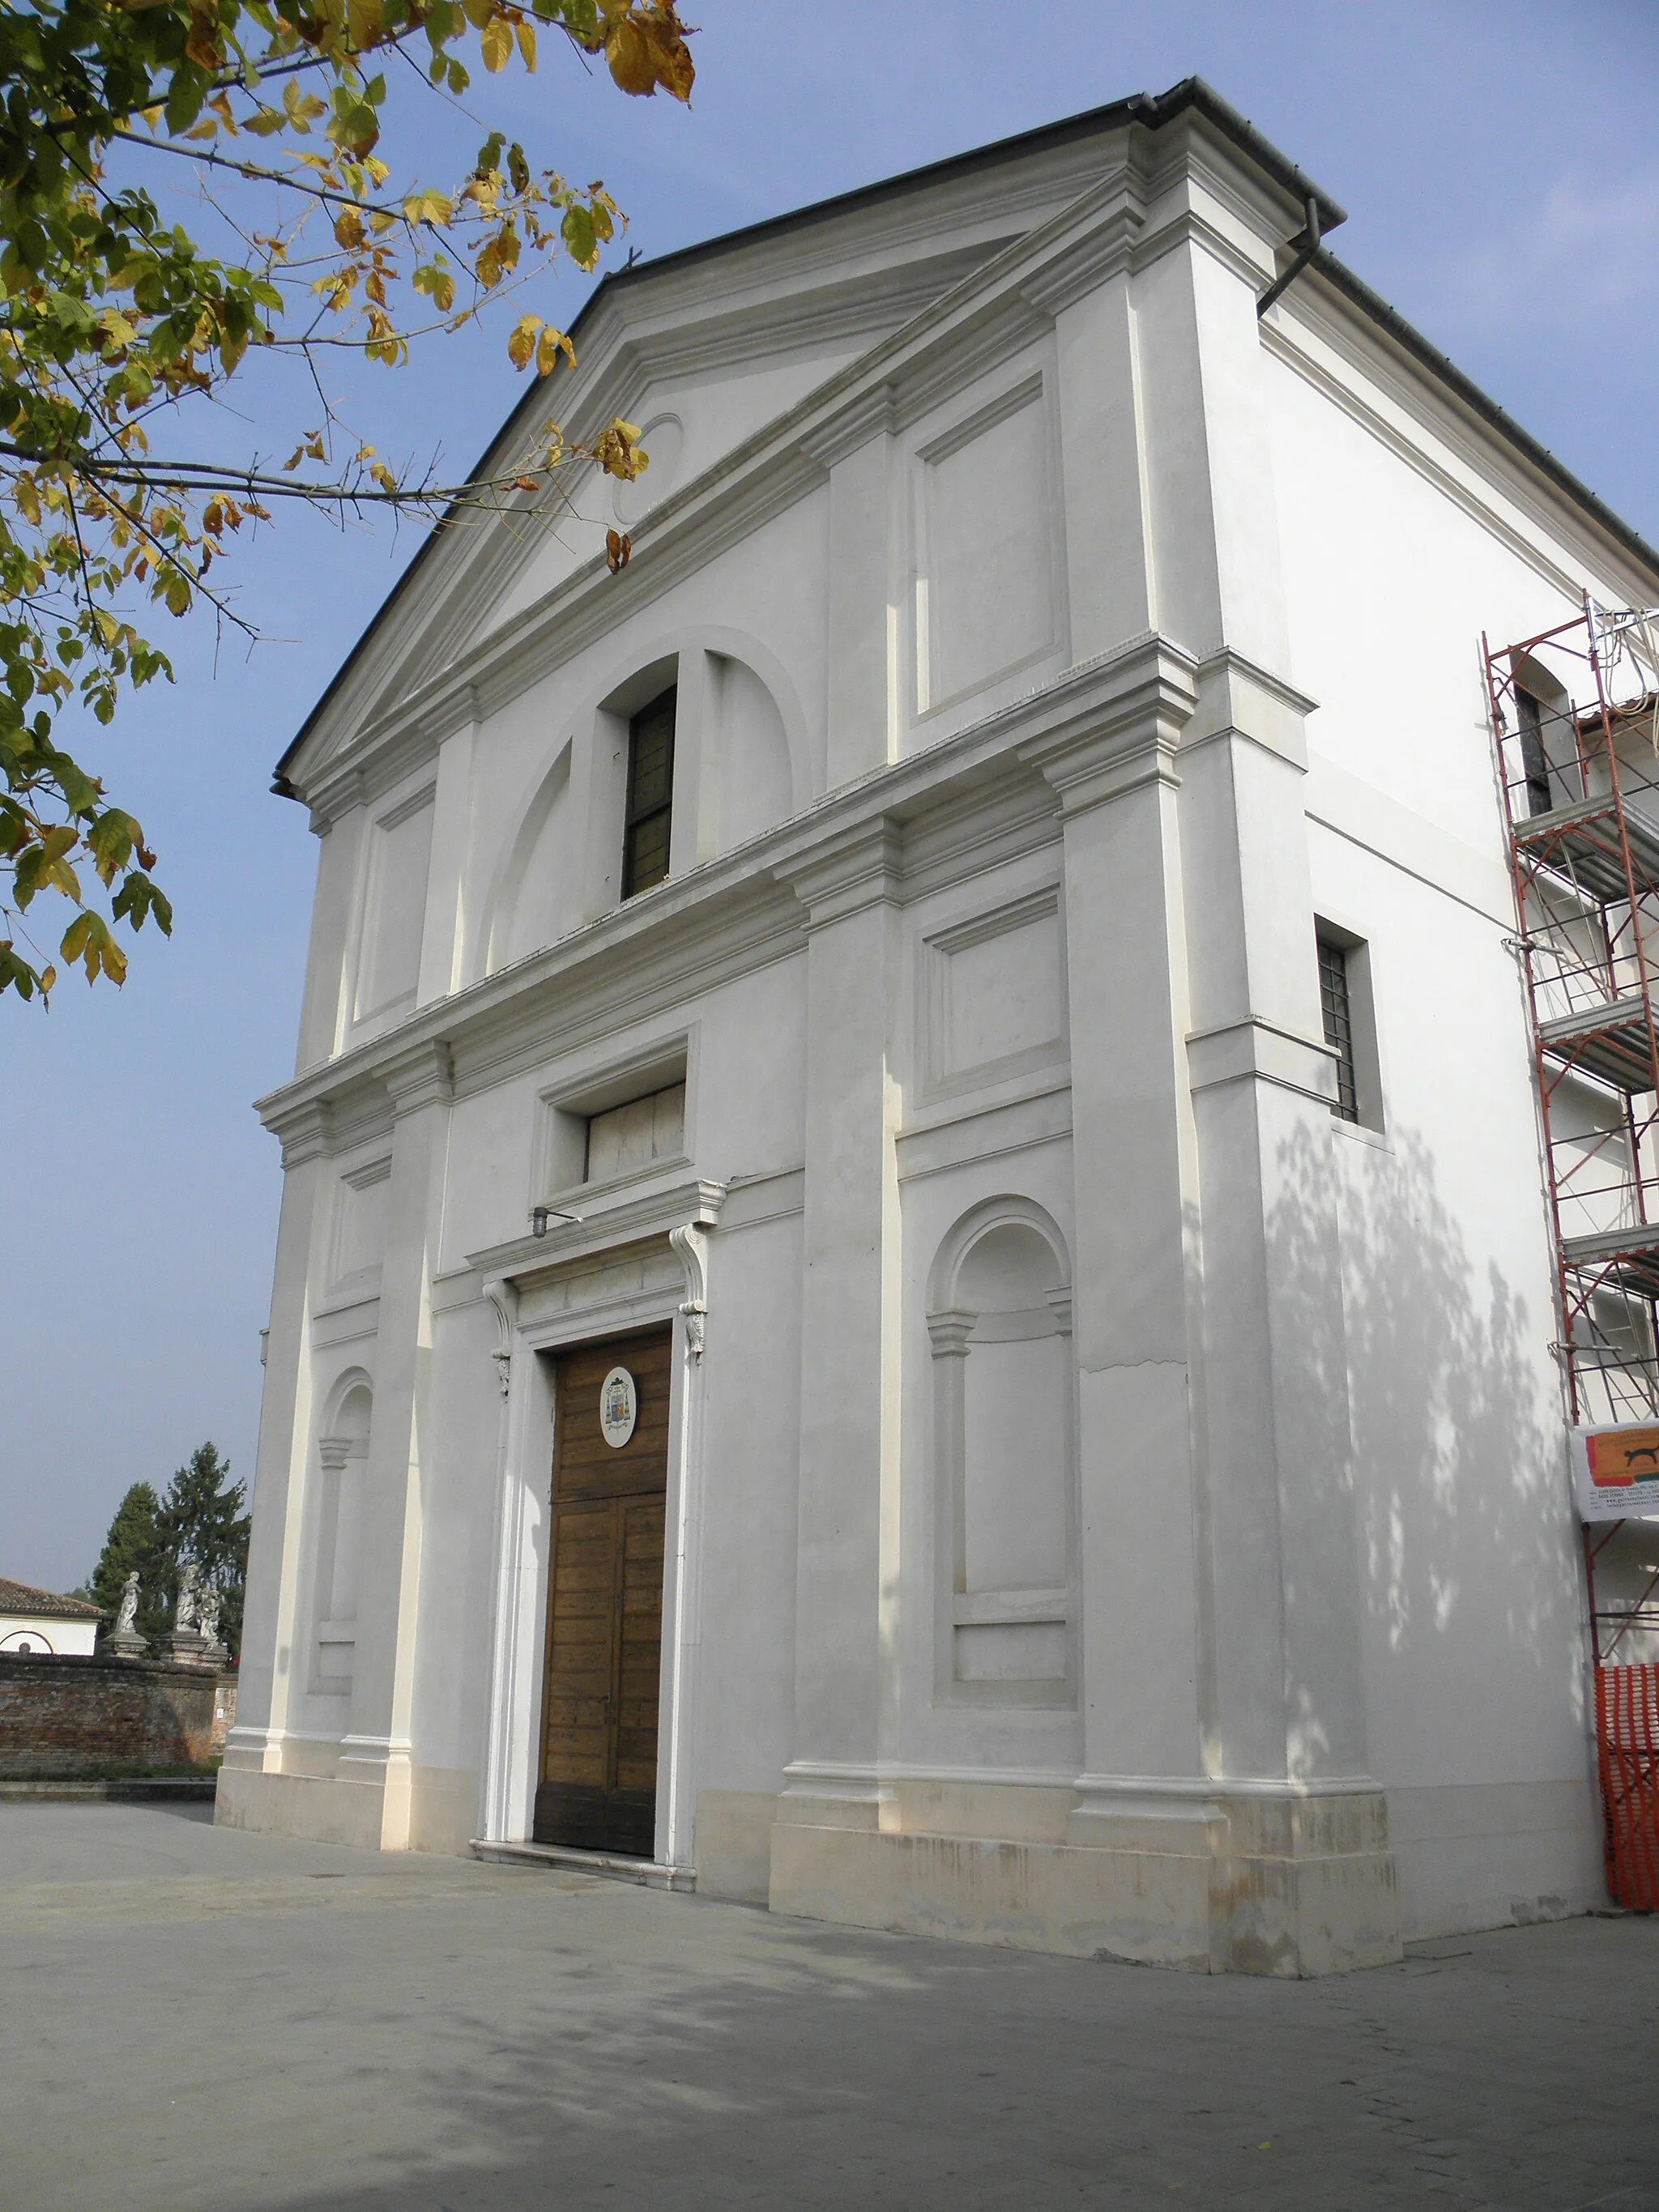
<box><xmin>1486</xmin><ymin>599</ymin><xmax>1659</xmax><ymax>1904</ymax></box>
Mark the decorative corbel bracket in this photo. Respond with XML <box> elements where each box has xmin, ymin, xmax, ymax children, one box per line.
<box><xmin>669</xmin><ymin>1221</ymin><xmax>710</xmax><ymax>1360</ymax></box>
<box><xmin>482</xmin><ymin>1276</ymin><xmax>518</xmax><ymax>1397</ymax></box>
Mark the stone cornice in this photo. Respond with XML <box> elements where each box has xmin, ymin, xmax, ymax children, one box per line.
<box><xmin>1183</xmin><ymin>647</ymin><xmax>1318</xmax><ymax>770</ymax></box>
<box><xmin>1016</xmin><ymin>633</ymin><xmax>1201</xmax><ymax>813</ymax></box>
<box><xmin>1187</xmin><ymin>1014</ymin><xmax>1337</xmax><ymax>1105</ymax></box>
<box><xmin>465</xmin><ymin>1174</ymin><xmax>726</xmax><ymax>1287</ymax></box>
<box><xmin>256</xmin><ymin>634</ymin><xmax>1192</xmax><ymax>1135</ymax></box>
<box><xmin>380</xmin><ymin>1039</ymin><xmax>454</xmax><ymax>1117</ymax></box>
<box><xmin>265</xmin><ymin>1097</ymin><xmax>331</xmax><ymax>1168</ymax></box>
<box><xmin>798</xmin><ymin>380</ymin><xmax>898</xmax><ymax>467</ymax></box>
<box><xmin>774</xmin><ymin>818</ymin><xmax>904</xmax><ymax>929</ymax></box>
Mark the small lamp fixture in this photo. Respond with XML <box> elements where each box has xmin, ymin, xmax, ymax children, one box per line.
<box><xmin>530</xmin><ymin>1204</ymin><xmax>582</xmax><ymax>1238</ymax></box>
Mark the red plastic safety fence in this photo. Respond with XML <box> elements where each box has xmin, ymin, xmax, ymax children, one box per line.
<box><xmin>1596</xmin><ymin>1664</ymin><xmax>1659</xmax><ymax>1910</ymax></box>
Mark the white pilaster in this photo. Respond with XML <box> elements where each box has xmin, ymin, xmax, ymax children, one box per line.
<box><xmin>218</xmin><ymin>1100</ymin><xmax>331</xmax><ymax>1799</ymax></box>
<box><xmin>336</xmin><ymin>1038</ymin><xmax>454</xmax><ymax>1848</ymax></box>
<box><xmin>772</xmin><ymin>822</ymin><xmax>905</xmax><ymax>1847</ymax></box>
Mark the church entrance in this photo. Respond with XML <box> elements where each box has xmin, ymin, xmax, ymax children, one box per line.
<box><xmin>535</xmin><ymin>1325</ymin><xmax>672</xmax><ymax>1857</ymax></box>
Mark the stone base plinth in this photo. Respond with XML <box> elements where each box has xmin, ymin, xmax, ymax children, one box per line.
<box><xmin>768</xmin><ymin>1785</ymin><xmax>1401</xmax><ymax>1978</ymax></box>
<box><xmin>215</xmin><ymin>1754</ymin><xmax>477</xmax><ymax>1856</ymax></box>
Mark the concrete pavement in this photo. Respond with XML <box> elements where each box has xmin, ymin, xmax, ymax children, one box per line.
<box><xmin>2</xmin><ymin>1802</ymin><xmax>1655</xmax><ymax>2211</ymax></box>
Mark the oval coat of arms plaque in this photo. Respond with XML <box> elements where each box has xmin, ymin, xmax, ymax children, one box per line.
<box><xmin>599</xmin><ymin>1366</ymin><xmax>638</xmax><ymax>1449</ymax></box>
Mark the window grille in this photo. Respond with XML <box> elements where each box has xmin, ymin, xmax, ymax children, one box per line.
<box><xmin>622</xmin><ymin>686</ymin><xmax>676</xmax><ymax>898</ymax></box>
<box><xmin>1517</xmin><ymin>688</ymin><xmax>1553</xmax><ymax>818</ymax></box>
<box><xmin>1318</xmin><ymin>936</ymin><xmax>1360</xmax><ymax>1123</ymax></box>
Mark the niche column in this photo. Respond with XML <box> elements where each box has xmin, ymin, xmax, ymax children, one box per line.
<box><xmin>336</xmin><ymin>1038</ymin><xmax>454</xmax><ymax>1849</ymax></box>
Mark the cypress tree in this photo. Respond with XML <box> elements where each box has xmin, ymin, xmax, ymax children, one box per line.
<box><xmin>156</xmin><ymin>1444</ymin><xmax>251</xmax><ymax>1659</ymax></box>
<box><xmin>89</xmin><ymin>1483</ymin><xmax>167</xmax><ymax>1644</ymax></box>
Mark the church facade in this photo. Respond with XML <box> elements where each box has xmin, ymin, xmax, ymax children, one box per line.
<box><xmin>221</xmin><ymin>81</ymin><xmax>1653</xmax><ymax>1973</ymax></box>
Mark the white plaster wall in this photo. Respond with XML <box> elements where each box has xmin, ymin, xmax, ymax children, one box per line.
<box><xmin>1307</xmin><ymin>825</ymin><xmax>1603</xmax><ymax>1928</ymax></box>
<box><xmin>490</xmin><ymin>350</ymin><xmax>868</xmax><ymax>636</ymax></box>
<box><xmin>0</xmin><ymin>1615</ymin><xmax>98</xmax><ymax>1656</ymax></box>
<box><xmin>1269</xmin><ymin>333</ymin><xmax>1625</xmax><ymax>1925</ymax></box>
<box><xmin>1266</xmin><ymin>347</ymin><xmax>1637</xmax><ymax>856</ymax></box>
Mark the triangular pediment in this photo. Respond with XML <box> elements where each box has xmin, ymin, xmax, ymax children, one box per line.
<box><xmin>279</xmin><ymin>115</ymin><xmax>1141</xmax><ymax>795</ymax></box>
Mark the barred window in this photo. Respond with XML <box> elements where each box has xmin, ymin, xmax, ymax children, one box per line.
<box><xmin>1318</xmin><ymin>935</ymin><xmax>1360</xmax><ymax>1124</ymax></box>
<box><xmin>622</xmin><ymin>686</ymin><xmax>676</xmax><ymax>899</ymax></box>
<box><xmin>1517</xmin><ymin>688</ymin><xmax>1553</xmax><ymax>818</ymax></box>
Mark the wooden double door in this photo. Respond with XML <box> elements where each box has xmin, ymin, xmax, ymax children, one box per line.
<box><xmin>535</xmin><ymin>1327</ymin><xmax>671</xmax><ymax>1857</ymax></box>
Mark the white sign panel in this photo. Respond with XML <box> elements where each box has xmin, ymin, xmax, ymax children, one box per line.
<box><xmin>1571</xmin><ymin>1423</ymin><xmax>1659</xmax><ymax>1522</ymax></box>
<box><xmin>599</xmin><ymin>1366</ymin><xmax>638</xmax><ymax>1450</ymax></box>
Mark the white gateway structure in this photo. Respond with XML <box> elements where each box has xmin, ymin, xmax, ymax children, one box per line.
<box><xmin>221</xmin><ymin>80</ymin><xmax>1657</xmax><ymax>1973</ymax></box>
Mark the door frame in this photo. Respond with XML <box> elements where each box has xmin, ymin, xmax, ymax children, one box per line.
<box><xmin>476</xmin><ymin>1221</ymin><xmax>710</xmax><ymax>1869</ymax></box>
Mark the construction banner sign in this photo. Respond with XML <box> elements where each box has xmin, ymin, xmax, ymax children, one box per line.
<box><xmin>1572</xmin><ymin>1425</ymin><xmax>1659</xmax><ymax>1521</ymax></box>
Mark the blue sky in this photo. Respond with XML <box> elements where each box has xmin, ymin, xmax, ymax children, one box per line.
<box><xmin>5</xmin><ymin>0</ymin><xmax>1657</xmax><ymax>1592</ymax></box>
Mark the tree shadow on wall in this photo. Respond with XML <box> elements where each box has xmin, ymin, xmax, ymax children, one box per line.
<box><xmin>1265</xmin><ymin>1116</ymin><xmax>1590</xmax><ymax>1769</ymax></box>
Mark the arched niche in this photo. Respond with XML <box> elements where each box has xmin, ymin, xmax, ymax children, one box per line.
<box><xmin>313</xmin><ymin>1370</ymin><xmax>373</xmax><ymax>1693</ymax></box>
<box><xmin>702</xmin><ymin>650</ymin><xmax>795</xmax><ymax>858</ymax></box>
<box><xmin>476</xmin><ymin>628</ymin><xmax>816</xmax><ymax>978</ymax></box>
<box><xmin>928</xmin><ymin>1198</ymin><xmax>1075</xmax><ymax>1707</ymax></box>
<box><xmin>484</xmin><ymin>737</ymin><xmax>573</xmax><ymax>978</ymax></box>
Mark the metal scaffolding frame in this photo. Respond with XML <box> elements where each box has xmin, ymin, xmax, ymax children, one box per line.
<box><xmin>1486</xmin><ymin>599</ymin><xmax>1659</xmax><ymax>1905</ymax></box>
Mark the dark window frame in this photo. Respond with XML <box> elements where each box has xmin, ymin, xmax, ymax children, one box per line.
<box><xmin>621</xmin><ymin>685</ymin><xmax>677</xmax><ymax>900</ymax></box>
<box><xmin>1317</xmin><ymin>934</ymin><xmax>1361</xmax><ymax>1125</ymax></box>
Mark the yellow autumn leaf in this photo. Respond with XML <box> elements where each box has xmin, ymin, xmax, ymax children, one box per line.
<box><xmin>480</xmin><ymin>15</ymin><xmax>513</xmax><ymax>71</ymax></box>
<box><xmin>535</xmin><ymin>325</ymin><xmax>575</xmax><ymax>377</ymax></box>
<box><xmin>403</xmin><ymin>189</ymin><xmax>453</xmax><ymax>228</ymax></box>
<box><xmin>507</xmin><ymin>313</ymin><xmax>542</xmax><ymax>370</ymax></box>
<box><xmin>334</xmin><ymin>206</ymin><xmax>366</xmax><ymax>249</ymax></box>
<box><xmin>516</xmin><ymin>19</ymin><xmax>536</xmax><ymax>70</ymax></box>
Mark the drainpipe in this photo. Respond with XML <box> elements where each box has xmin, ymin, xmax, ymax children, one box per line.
<box><xmin>1257</xmin><ymin>194</ymin><xmax>1322</xmax><ymax>319</ymax></box>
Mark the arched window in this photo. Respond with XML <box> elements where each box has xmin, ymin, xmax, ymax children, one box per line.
<box><xmin>928</xmin><ymin>1203</ymin><xmax>1074</xmax><ymax>1705</ymax></box>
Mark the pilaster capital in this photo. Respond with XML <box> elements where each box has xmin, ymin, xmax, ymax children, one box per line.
<box><xmin>265</xmin><ymin>1097</ymin><xmax>331</xmax><ymax>1169</ymax></box>
<box><xmin>774</xmin><ymin>817</ymin><xmax>903</xmax><ymax>931</ymax></box>
<box><xmin>1017</xmin><ymin>633</ymin><xmax>1200</xmax><ymax>816</ymax></box>
<box><xmin>1183</xmin><ymin>648</ymin><xmax>1318</xmax><ymax>769</ymax></box>
<box><xmin>926</xmin><ymin>1309</ymin><xmax>976</xmax><ymax>1358</ymax></box>
<box><xmin>317</xmin><ymin>1434</ymin><xmax>352</xmax><ymax>1474</ymax></box>
<box><xmin>1018</xmin><ymin>194</ymin><xmax>1144</xmax><ymax>318</ymax></box>
<box><xmin>305</xmin><ymin>764</ymin><xmax>365</xmax><ymax>837</ymax></box>
<box><xmin>800</xmin><ymin>381</ymin><xmax>898</xmax><ymax>469</ymax></box>
<box><xmin>380</xmin><ymin>1038</ymin><xmax>454</xmax><ymax>1118</ymax></box>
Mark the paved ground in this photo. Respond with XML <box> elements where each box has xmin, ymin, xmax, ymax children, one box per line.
<box><xmin>2</xmin><ymin>1804</ymin><xmax>1656</xmax><ymax>2212</ymax></box>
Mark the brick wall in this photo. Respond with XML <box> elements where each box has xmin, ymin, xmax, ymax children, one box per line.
<box><xmin>0</xmin><ymin>1654</ymin><xmax>237</xmax><ymax>1776</ymax></box>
